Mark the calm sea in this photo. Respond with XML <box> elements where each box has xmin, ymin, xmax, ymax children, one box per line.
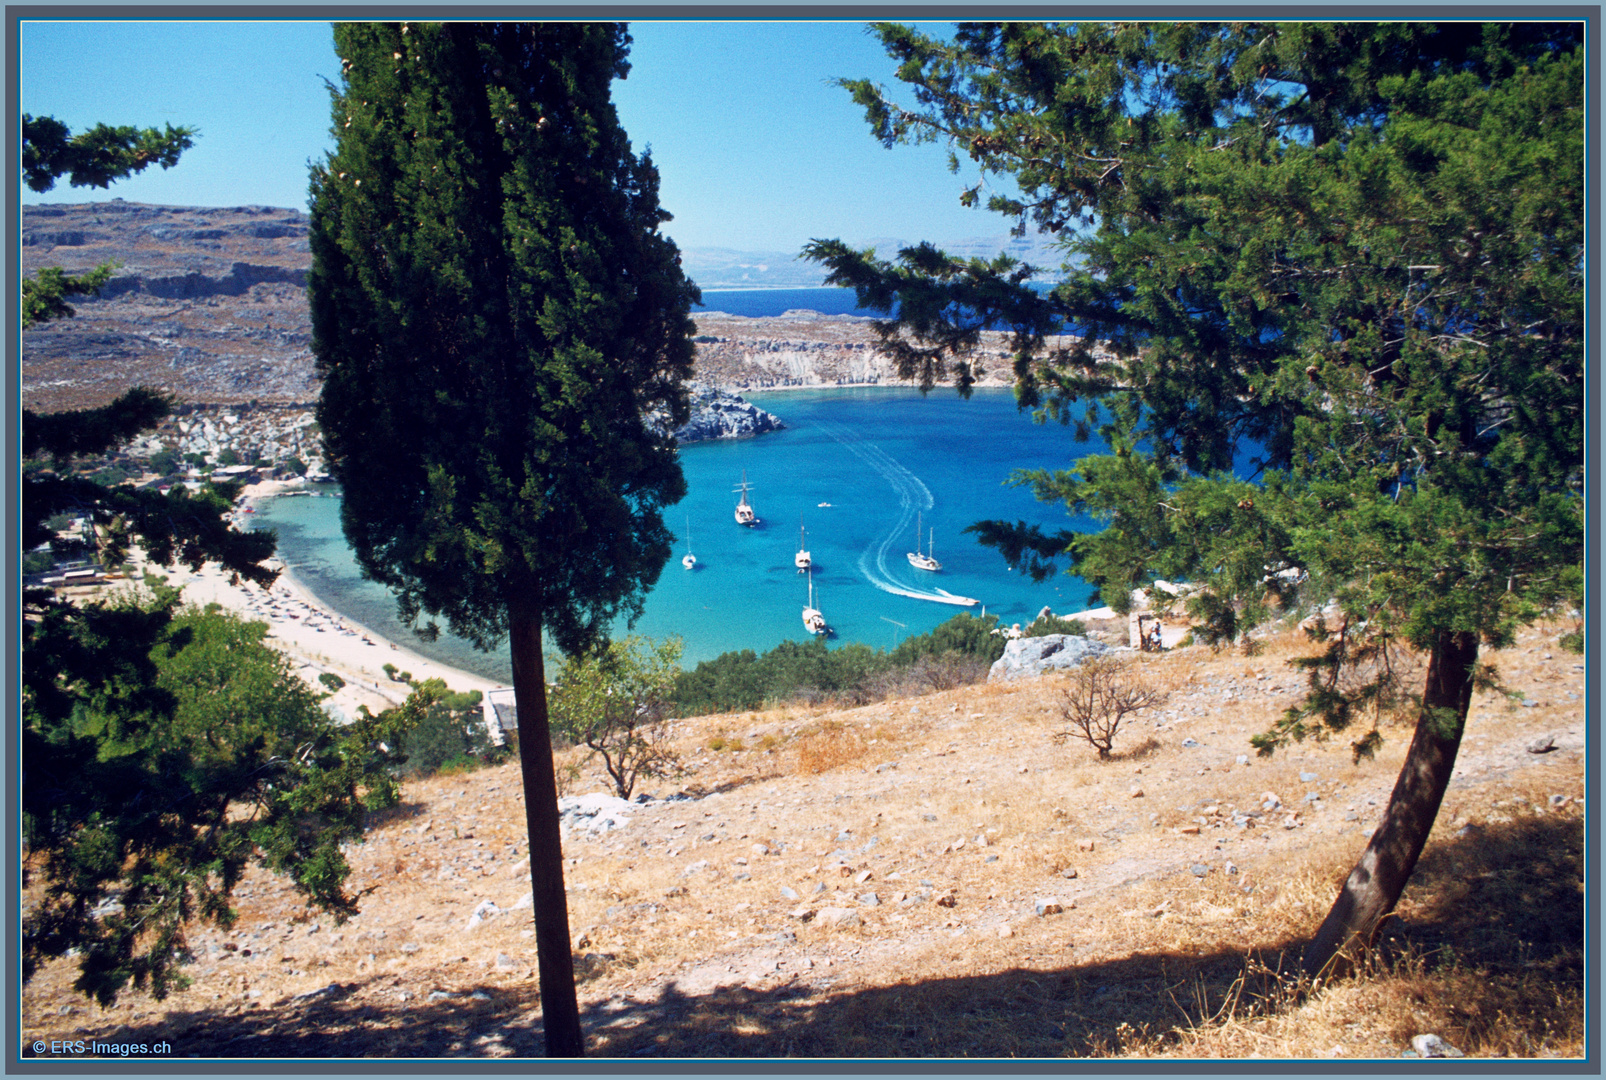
<box><xmin>693</xmin><ymin>287</ymin><xmax>873</xmax><ymax>319</ymax></box>
<box><xmin>249</xmin><ymin>385</ymin><xmax>1115</xmax><ymax>682</ymax></box>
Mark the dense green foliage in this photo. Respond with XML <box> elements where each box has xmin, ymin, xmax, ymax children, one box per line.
<box><xmin>674</xmin><ymin>612</ymin><xmax>1024</xmax><ymax>714</ymax></box>
<box><xmin>147</xmin><ymin>448</ymin><xmax>182</xmax><ymax>477</ymax></box>
<box><xmin>392</xmin><ymin>688</ymin><xmax>506</xmax><ymax>778</ymax></box>
<box><xmin>549</xmin><ymin>637</ymin><xmax>683</xmax><ymax>799</ymax></box>
<box><xmin>24</xmin><ymin>596</ymin><xmax>424</xmax><ymax>1005</ymax></box>
<box><xmin>22</xmin><ymin>114</ymin><xmax>193</xmax><ymax>193</ymax></box>
<box><xmin>809</xmin><ymin>20</ymin><xmax>1582</xmax><ymax>742</ymax></box>
<box><xmin>809</xmin><ymin>20</ymin><xmax>1583</xmax><ymax>972</ymax></box>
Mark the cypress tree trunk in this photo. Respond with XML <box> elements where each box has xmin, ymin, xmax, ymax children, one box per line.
<box><xmin>1302</xmin><ymin>630</ymin><xmax>1479</xmax><ymax>979</ymax></box>
<box><xmin>509</xmin><ymin>605</ymin><xmax>584</xmax><ymax>1057</ymax></box>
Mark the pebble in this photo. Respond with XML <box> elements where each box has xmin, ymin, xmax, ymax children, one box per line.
<box><xmin>1034</xmin><ymin>898</ymin><xmax>1064</xmax><ymax>916</ymax></box>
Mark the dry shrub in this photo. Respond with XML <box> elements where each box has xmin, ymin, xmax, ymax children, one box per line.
<box><xmin>795</xmin><ymin>719</ymin><xmax>868</xmax><ymax>774</ymax></box>
<box><xmin>1056</xmin><ymin>657</ymin><xmax>1171</xmax><ymax>758</ymax></box>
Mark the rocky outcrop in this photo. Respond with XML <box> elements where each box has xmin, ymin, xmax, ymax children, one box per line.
<box><xmin>670</xmin><ymin>384</ymin><xmax>784</xmax><ymax>443</ymax></box>
<box><xmin>988</xmin><ymin>634</ymin><xmax>1110</xmax><ymax>682</ymax></box>
<box><xmin>96</xmin><ymin>262</ymin><xmax>309</xmax><ymax>301</ymax></box>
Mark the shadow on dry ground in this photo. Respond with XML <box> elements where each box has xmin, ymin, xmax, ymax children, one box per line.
<box><xmin>21</xmin><ymin>812</ymin><xmax>1582</xmax><ymax>1060</ymax></box>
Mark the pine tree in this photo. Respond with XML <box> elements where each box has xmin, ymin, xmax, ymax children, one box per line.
<box><xmin>807</xmin><ymin>21</ymin><xmax>1584</xmax><ymax>977</ymax></box>
<box><xmin>308</xmin><ymin>22</ymin><xmax>698</xmax><ymax>1055</ymax></box>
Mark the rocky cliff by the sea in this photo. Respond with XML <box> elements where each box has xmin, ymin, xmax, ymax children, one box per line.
<box><xmin>669</xmin><ymin>384</ymin><xmax>784</xmax><ymax>442</ymax></box>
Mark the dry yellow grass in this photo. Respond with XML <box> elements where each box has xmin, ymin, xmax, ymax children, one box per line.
<box><xmin>21</xmin><ymin>621</ymin><xmax>1586</xmax><ymax>1059</ymax></box>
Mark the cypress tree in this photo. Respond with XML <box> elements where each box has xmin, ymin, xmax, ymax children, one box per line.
<box><xmin>809</xmin><ymin>22</ymin><xmax>1584</xmax><ymax>978</ymax></box>
<box><xmin>308</xmin><ymin>22</ymin><xmax>698</xmax><ymax>1055</ymax></box>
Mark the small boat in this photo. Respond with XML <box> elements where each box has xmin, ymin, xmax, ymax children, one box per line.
<box><xmin>817</xmin><ymin>502</ymin><xmax>832</xmax><ymax>508</ymax></box>
<box><xmin>907</xmin><ymin>512</ymin><xmax>942</xmax><ymax>572</ymax></box>
<box><xmin>795</xmin><ymin>521</ymin><xmax>811</xmax><ymax>572</ymax></box>
<box><xmin>682</xmin><ymin>516</ymin><xmax>697</xmax><ymax>570</ymax></box>
<box><xmin>802</xmin><ymin>567</ymin><xmax>827</xmax><ymax>635</ymax></box>
<box><xmin>734</xmin><ymin>470</ymin><xmax>759</xmax><ymax>527</ymax></box>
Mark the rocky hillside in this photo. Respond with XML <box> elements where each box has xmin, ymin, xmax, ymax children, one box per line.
<box><xmin>22</xmin><ymin>202</ymin><xmax>316</xmax><ymax>410</ymax></box>
<box><xmin>20</xmin><ymin>621</ymin><xmax>1585</xmax><ymax>1058</ymax></box>
<box><xmin>22</xmin><ymin>202</ymin><xmax>1059</xmax><ymax>416</ymax></box>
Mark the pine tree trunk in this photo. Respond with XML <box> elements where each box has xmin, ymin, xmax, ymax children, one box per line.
<box><xmin>509</xmin><ymin>607</ymin><xmax>584</xmax><ymax>1056</ymax></box>
<box><xmin>1302</xmin><ymin>629</ymin><xmax>1479</xmax><ymax>979</ymax></box>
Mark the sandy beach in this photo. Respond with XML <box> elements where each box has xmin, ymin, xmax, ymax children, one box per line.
<box><xmin>155</xmin><ymin>478</ymin><xmax>503</xmax><ymax>723</ymax></box>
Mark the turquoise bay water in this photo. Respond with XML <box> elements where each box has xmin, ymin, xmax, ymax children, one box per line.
<box><xmin>248</xmin><ymin>387</ymin><xmax>1112</xmax><ymax>683</ymax></box>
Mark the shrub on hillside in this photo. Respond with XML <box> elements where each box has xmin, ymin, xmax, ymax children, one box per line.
<box><xmin>548</xmin><ymin>637</ymin><xmax>684</xmax><ymax>800</ymax></box>
<box><xmin>391</xmin><ymin>688</ymin><xmax>502</xmax><ymax>778</ymax></box>
<box><xmin>674</xmin><ymin>614</ymin><xmax>1010</xmax><ymax>715</ymax></box>
<box><xmin>891</xmin><ymin>612</ymin><xmax>1006</xmax><ymax>666</ymax></box>
<box><xmin>1021</xmin><ymin>613</ymin><xmax>1087</xmax><ymax>638</ymax></box>
<box><xmin>1055</xmin><ymin>657</ymin><xmax>1169</xmax><ymax>759</ymax></box>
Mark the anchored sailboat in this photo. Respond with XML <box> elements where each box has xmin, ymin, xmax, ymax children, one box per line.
<box><xmin>802</xmin><ymin>567</ymin><xmax>827</xmax><ymax>635</ymax></box>
<box><xmin>682</xmin><ymin>516</ymin><xmax>696</xmax><ymax>569</ymax></box>
<box><xmin>795</xmin><ymin>521</ymin><xmax>812</xmax><ymax>572</ymax></box>
<box><xmin>907</xmin><ymin>512</ymin><xmax>942</xmax><ymax>572</ymax></box>
<box><xmin>733</xmin><ymin>471</ymin><xmax>758</xmax><ymax>527</ymax></box>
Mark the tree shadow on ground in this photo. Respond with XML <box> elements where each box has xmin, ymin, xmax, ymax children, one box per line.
<box><xmin>23</xmin><ymin>811</ymin><xmax>1582</xmax><ymax>1060</ymax></box>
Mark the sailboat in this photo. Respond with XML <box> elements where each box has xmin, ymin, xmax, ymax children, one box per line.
<box><xmin>795</xmin><ymin>521</ymin><xmax>811</xmax><ymax>572</ymax></box>
<box><xmin>733</xmin><ymin>470</ymin><xmax>758</xmax><ymax>527</ymax></box>
<box><xmin>907</xmin><ymin>512</ymin><xmax>942</xmax><ymax>572</ymax></box>
<box><xmin>681</xmin><ymin>516</ymin><xmax>697</xmax><ymax>569</ymax></box>
<box><xmin>802</xmin><ymin>567</ymin><xmax>827</xmax><ymax>635</ymax></box>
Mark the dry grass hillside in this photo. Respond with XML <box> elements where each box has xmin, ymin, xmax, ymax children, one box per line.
<box><xmin>22</xmin><ymin>622</ymin><xmax>1586</xmax><ymax>1060</ymax></box>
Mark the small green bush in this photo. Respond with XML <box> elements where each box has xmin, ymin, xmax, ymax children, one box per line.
<box><xmin>318</xmin><ymin>672</ymin><xmax>346</xmax><ymax>692</ymax></box>
<box><xmin>391</xmin><ymin>689</ymin><xmax>501</xmax><ymax>779</ymax></box>
<box><xmin>1021</xmin><ymin>613</ymin><xmax>1087</xmax><ymax>639</ymax></box>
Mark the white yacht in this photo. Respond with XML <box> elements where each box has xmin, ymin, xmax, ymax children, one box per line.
<box><xmin>907</xmin><ymin>512</ymin><xmax>942</xmax><ymax>572</ymax></box>
<box><xmin>733</xmin><ymin>471</ymin><xmax>758</xmax><ymax>527</ymax></box>
<box><xmin>795</xmin><ymin>521</ymin><xmax>812</xmax><ymax>572</ymax></box>
<box><xmin>681</xmin><ymin>517</ymin><xmax>696</xmax><ymax>569</ymax></box>
<box><xmin>802</xmin><ymin>568</ymin><xmax>827</xmax><ymax>635</ymax></box>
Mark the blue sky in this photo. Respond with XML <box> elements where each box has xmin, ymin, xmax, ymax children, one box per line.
<box><xmin>19</xmin><ymin>19</ymin><xmax>1028</xmax><ymax>253</ymax></box>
